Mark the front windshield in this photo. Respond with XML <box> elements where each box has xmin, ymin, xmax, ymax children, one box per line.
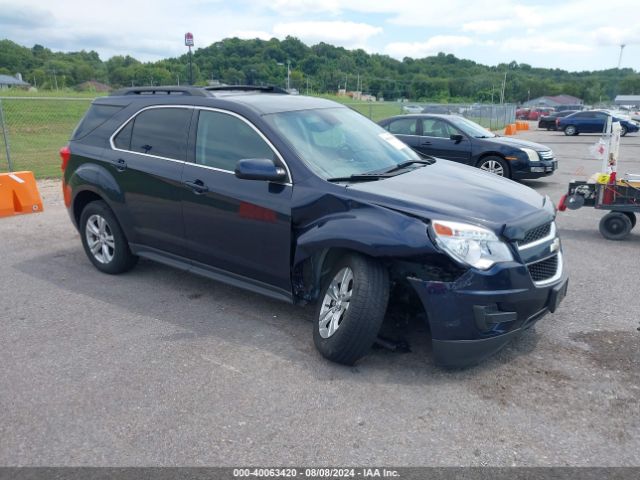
<box><xmin>263</xmin><ymin>107</ymin><xmax>421</xmax><ymax>179</ymax></box>
<box><xmin>448</xmin><ymin>116</ymin><xmax>496</xmax><ymax>138</ymax></box>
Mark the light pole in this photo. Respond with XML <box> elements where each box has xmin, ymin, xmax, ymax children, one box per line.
<box><xmin>277</xmin><ymin>61</ymin><xmax>291</xmax><ymax>90</ymax></box>
<box><xmin>617</xmin><ymin>44</ymin><xmax>626</xmax><ymax>69</ymax></box>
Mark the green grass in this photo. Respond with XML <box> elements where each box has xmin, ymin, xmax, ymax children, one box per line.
<box><xmin>317</xmin><ymin>94</ymin><xmax>404</xmax><ymax>122</ymax></box>
<box><xmin>0</xmin><ymin>89</ymin><xmax>105</xmax><ymax>98</ymax></box>
<box><xmin>0</xmin><ymin>97</ymin><xmax>93</xmax><ymax>178</ymax></box>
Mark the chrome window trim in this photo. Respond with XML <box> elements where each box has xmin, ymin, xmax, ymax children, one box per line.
<box><xmin>108</xmin><ymin>104</ymin><xmax>293</xmax><ymax>185</ymax></box>
<box><xmin>518</xmin><ymin>222</ymin><xmax>557</xmax><ymax>251</ymax></box>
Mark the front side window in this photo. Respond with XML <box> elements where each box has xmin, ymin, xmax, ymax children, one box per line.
<box><xmin>195</xmin><ymin>110</ymin><xmax>276</xmax><ymax>171</ymax></box>
<box><xmin>114</xmin><ymin>107</ymin><xmax>191</xmax><ymax>160</ymax></box>
<box><xmin>421</xmin><ymin>119</ymin><xmax>460</xmax><ymax>138</ymax></box>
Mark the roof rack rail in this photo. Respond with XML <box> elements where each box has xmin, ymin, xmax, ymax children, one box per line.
<box><xmin>203</xmin><ymin>85</ymin><xmax>289</xmax><ymax>95</ymax></box>
<box><xmin>110</xmin><ymin>86</ymin><xmax>210</xmax><ymax>97</ymax></box>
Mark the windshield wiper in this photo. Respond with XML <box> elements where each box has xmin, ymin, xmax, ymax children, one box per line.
<box><xmin>327</xmin><ymin>159</ymin><xmax>433</xmax><ymax>183</ymax></box>
<box><xmin>379</xmin><ymin>159</ymin><xmax>433</xmax><ymax>174</ymax></box>
<box><xmin>474</xmin><ymin>135</ymin><xmax>494</xmax><ymax>138</ymax></box>
<box><xmin>326</xmin><ymin>172</ymin><xmax>393</xmax><ymax>183</ymax></box>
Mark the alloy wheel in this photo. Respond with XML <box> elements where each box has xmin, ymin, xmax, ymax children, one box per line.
<box><xmin>85</xmin><ymin>214</ymin><xmax>115</xmax><ymax>264</ymax></box>
<box><xmin>318</xmin><ymin>267</ymin><xmax>354</xmax><ymax>339</ymax></box>
<box><xmin>479</xmin><ymin>160</ymin><xmax>505</xmax><ymax>176</ymax></box>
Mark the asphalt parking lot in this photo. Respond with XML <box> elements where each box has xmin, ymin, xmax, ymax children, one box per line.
<box><xmin>1</xmin><ymin>125</ymin><xmax>639</xmax><ymax>467</ymax></box>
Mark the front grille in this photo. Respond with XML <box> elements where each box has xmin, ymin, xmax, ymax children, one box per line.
<box><xmin>528</xmin><ymin>255</ymin><xmax>559</xmax><ymax>282</ymax></box>
<box><xmin>519</xmin><ymin>222</ymin><xmax>552</xmax><ymax>247</ymax></box>
<box><xmin>539</xmin><ymin>150</ymin><xmax>554</xmax><ymax>160</ymax></box>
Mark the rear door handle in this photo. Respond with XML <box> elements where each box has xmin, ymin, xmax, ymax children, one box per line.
<box><xmin>116</xmin><ymin>158</ymin><xmax>127</xmax><ymax>172</ymax></box>
<box><xmin>184</xmin><ymin>179</ymin><xmax>209</xmax><ymax>194</ymax></box>
<box><xmin>420</xmin><ymin>141</ymin><xmax>432</xmax><ymax>146</ymax></box>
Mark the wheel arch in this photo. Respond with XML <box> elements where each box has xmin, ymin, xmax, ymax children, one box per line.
<box><xmin>67</xmin><ymin>162</ymin><xmax>126</xmax><ymax>229</ymax></box>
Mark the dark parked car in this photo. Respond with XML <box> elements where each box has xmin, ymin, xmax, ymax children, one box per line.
<box><xmin>61</xmin><ymin>86</ymin><xmax>567</xmax><ymax>367</ymax></box>
<box><xmin>538</xmin><ymin>110</ymin><xmax>577</xmax><ymax>130</ymax></box>
<box><xmin>378</xmin><ymin>114</ymin><xmax>557</xmax><ymax>179</ymax></box>
<box><xmin>557</xmin><ymin>110</ymin><xmax>640</xmax><ymax>136</ymax></box>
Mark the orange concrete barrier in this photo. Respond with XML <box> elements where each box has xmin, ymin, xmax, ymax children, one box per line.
<box><xmin>504</xmin><ymin>123</ymin><xmax>517</xmax><ymax>135</ymax></box>
<box><xmin>516</xmin><ymin>121</ymin><xmax>526</xmax><ymax>131</ymax></box>
<box><xmin>0</xmin><ymin>171</ymin><xmax>44</xmax><ymax>218</ymax></box>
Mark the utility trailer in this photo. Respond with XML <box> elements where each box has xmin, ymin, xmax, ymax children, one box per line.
<box><xmin>559</xmin><ymin>177</ymin><xmax>639</xmax><ymax>239</ymax></box>
<box><xmin>558</xmin><ymin>118</ymin><xmax>639</xmax><ymax>240</ymax></box>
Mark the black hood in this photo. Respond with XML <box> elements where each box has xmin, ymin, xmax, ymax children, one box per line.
<box><xmin>482</xmin><ymin>135</ymin><xmax>551</xmax><ymax>152</ymax></box>
<box><xmin>347</xmin><ymin>160</ymin><xmax>555</xmax><ymax>240</ymax></box>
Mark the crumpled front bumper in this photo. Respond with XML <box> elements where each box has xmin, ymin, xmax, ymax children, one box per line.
<box><xmin>406</xmin><ymin>259</ymin><xmax>568</xmax><ymax>367</ymax></box>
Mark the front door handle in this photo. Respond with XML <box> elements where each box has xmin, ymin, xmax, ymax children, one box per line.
<box><xmin>184</xmin><ymin>179</ymin><xmax>209</xmax><ymax>194</ymax></box>
<box><xmin>116</xmin><ymin>158</ymin><xmax>127</xmax><ymax>172</ymax></box>
<box><xmin>420</xmin><ymin>141</ymin><xmax>432</xmax><ymax>146</ymax></box>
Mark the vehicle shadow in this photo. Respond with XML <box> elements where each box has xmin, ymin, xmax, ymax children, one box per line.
<box><xmin>14</xmin><ymin>246</ymin><xmax>545</xmax><ymax>386</ymax></box>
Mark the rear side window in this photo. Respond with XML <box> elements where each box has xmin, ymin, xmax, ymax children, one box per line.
<box><xmin>114</xmin><ymin>107</ymin><xmax>191</xmax><ymax>160</ymax></box>
<box><xmin>195</xmin><ymin>110</ymin><xmax>275</xmax><ymax>171</ymax></box>
<box><xmin>386</xmin><ymin>118</ymin><xmax>416</xmax><ymax>135</ymax></box>
<box><xmin>72</xmin><ymin>104</ymin><xmax>124</xmax><ymax>140</ymax></box>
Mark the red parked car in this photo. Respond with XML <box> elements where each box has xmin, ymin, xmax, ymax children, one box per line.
<box><xmin>527</xmin><ymin>107</ymin><xmax>555</xmax><ymax>121</ymax></box>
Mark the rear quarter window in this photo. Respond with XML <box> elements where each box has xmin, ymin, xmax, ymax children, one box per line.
<box><xmin>71</xmin><ymin>104</ymin><xmax>124</xmax><ymax>140</ymax></box>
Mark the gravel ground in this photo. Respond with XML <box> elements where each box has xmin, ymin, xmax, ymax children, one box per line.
<box><xmin>1</xmin><ymin>125</ymin><xmax>639</xmax><ymax>466</ymax></box>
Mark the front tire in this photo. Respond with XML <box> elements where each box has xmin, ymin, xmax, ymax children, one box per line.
<box><xmin>477</xmin><ymin>156</ymin><xmax>510</xmax><ymax>178</ymax></box>
<box><xmin>599</xmin><ymin>212</ymin><xmax>632</xmax><ymax>240</ymax></box>
<box><xmin>564</xmin><ymin>125</ymin><xmax>577</xmax><ymax>136</ymax></box>
<box><xmin>620</xmin><ymin>125</ymin><xmax>628</xmax><ymax>137</ymax></box>
<box><xmin>80</xmin><ymin>200</ymin><xmax>138</xmax><ymax>274</ymax></box>
<box><xmin>313</xmin><ymin>253</ymin><xmax>389</xmax><ymax>365</ymax></box>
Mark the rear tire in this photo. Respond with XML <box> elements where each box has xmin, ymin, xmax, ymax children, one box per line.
<box><xmin>620</xmin><ymin>125</ymin><xmax>628</xmax><ymax>137</ymax></box>
<box><xmin>79</xmin><ymin>200</ymin><xmax>138</xmax><ymax>274</ymax></box>
<box><xmin>599</xmin><ymin>212</ymin><xmax>632</xmax><ymax>240</ymax></box>
<box><xmin>564</xmin><ymin>125</ymin><xmax>577</xmax><ymax>136</ymax></box>
<box><xmin>313</xmin><ymin>253</ymin><xmax>389</xmax><ymax>365</ymax></box>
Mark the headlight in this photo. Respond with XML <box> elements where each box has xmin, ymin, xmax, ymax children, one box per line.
<box><xmin>520</xmin><ymin>148</ymin><xmax>540</xmax><ymax>162</ymax></box>
<box><xmin>430</xmin><ymin>220</ymin><xmax>513</xmax><ymax>270</ymax></box>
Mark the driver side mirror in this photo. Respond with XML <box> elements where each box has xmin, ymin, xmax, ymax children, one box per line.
<box><xmin>450</xmin><ymin>134</ymin><xmax>464</xmax><ymax>144</ymax></box>
<box><xmin>235</xmin><ymin>158</ymin><xmax>287</xmax><ymax>182</ymax></box>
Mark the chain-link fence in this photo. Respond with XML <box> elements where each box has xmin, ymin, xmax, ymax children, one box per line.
<box><xmin>346</xmin><ymin>101</ymin><xmax>516</xmax><ymax>129</ymax></box>
<box><xmin>0</xmin><ymin>97</ymin><xmax>93</xmax><ymax>177</ymax></box>
<box><xmin>0</xmin><ymin>96</ymin><xmax>516</xmax><ymax>178</ymax></box>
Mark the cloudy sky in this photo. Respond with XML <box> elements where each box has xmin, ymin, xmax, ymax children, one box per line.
<box><xmin>1</xmin><ymin>0</ymin><xmax>638</xmax><ymax>71</ymax></box>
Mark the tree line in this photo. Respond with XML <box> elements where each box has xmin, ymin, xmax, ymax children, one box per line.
<box><xmin>1</xmin><ymin>37</ymin><xmax>639</xmax><ymax>104</ymax></box>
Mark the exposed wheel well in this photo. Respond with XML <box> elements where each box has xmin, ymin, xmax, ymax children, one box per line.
<box><xmin>295</xmin><ymin>247</ymin><xmax>378</xmax><ymax>303</ymax></box>
<box><xmin>73</xmin><ymin>190</ymin><xmax>103</xmax><ymax>225</ymax></box>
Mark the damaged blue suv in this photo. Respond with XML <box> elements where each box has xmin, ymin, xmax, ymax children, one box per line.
<box><xmin>62</xmin><ymin>86</ymin><xmax>568</xmax><ymax>367</ymax></box>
